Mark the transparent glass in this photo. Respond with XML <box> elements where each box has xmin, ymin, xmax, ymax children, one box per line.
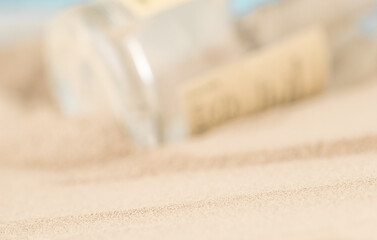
<box><xmin>45</xmin><ymin>0</ymin><xmax>377</xmax><ymax>146</ymax></box>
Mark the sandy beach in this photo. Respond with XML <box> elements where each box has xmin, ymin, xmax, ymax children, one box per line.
<box><xmin>1</xmin><ymin>38</ymin><xmax>377</xmax><ymax>239</ymax></box>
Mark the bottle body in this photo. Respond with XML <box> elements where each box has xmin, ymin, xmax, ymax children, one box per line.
<box><xmin>47</xmin><ymin>0</ymin><xmax>247</xmax><ymax>146</ymax></box>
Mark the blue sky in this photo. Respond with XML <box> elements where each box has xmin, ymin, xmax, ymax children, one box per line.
<box><xmin>0</xmin><ymin>0</ymin><xmax>88</xmax><ymax>11</ymax></box>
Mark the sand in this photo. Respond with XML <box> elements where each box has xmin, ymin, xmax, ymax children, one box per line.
<box><xmin>1</xmin><ymin>39</ymin><xmax>377</xmax><ymax>239</ymax></box>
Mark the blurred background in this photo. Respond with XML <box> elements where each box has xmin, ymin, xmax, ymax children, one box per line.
<box><xmin>0</xmin><ymin>0</ymin><xmax>86</xmax><ymax>44</ymax></box>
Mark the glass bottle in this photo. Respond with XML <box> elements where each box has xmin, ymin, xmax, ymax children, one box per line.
<box><xmin>45</xmin><ymin>0</ymin><xmax>377</xmax><ymax>146</ymax></box>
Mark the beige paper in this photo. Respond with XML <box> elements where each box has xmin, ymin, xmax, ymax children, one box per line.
<box><xmin>182</xmin><ymin>26</ymin><xmax>330</xmax><ymax>134</ymax></box>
